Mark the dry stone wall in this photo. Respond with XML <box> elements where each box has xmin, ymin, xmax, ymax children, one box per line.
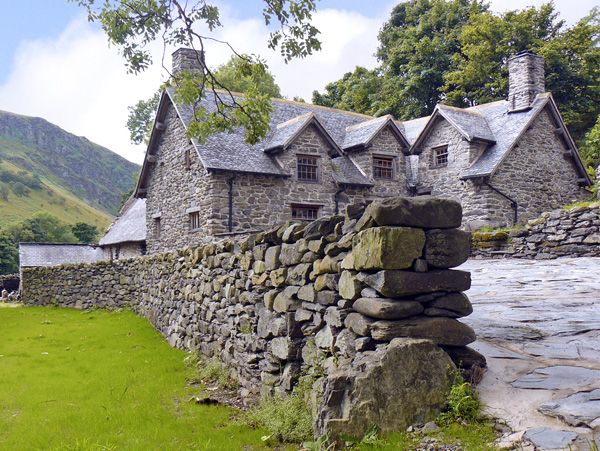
<box><xmin>21</xmin><ymin>196</ymin><xmax>484</xmax><ymax>439</ymax></box>
<box><xmin>472</xmin><ymin>202</ymin><xmax>600</xmax><ymax>259</ymax></box>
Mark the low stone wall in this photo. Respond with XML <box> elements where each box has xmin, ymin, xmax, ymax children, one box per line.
<box><xmin>21</xmin><ymin>196</ymin><xmax>484</xmax><ymax>439</ymax></box>
<box><xmin>472</xmin><ymin>202</ymin><xmax>600</xmax><ymax>259</ymax></box>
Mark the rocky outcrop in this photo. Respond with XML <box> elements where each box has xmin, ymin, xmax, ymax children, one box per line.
<box><xmin>20</xmin><ymin>195</ymin><xmax>482</xmax><ymax>440</ymax></box>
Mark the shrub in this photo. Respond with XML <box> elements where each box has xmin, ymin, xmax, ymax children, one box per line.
<box><xmin>438</xmin><ymin>372</ymin><xmax>482</xmax><ymax>425</ymax></box>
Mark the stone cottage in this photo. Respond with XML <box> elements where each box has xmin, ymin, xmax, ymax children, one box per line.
<box><xmin>134</xmin><ymin>48</ymin><xmax>590</xmax><ymax>253</ymax></box>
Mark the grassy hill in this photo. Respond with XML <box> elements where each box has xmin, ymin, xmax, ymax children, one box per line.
<box><xmin>0</xmin><ymin>110</ymin><xmax>140</xmax><ymax>230</ymax></box>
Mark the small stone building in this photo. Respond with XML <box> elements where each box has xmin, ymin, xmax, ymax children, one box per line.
<box><xmin>135</xmin><ymin>48</ymin><xmax>590</xmax><ymax>253</ymax></box>
<box><xmin>99</xmin><ymin>197</ymin><xmax>147</xmax><ymax>260</ymax></box>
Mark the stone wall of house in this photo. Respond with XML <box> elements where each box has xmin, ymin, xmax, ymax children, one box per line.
<box><xmin>416</xmin><ymin>112</ymin><xmax>587</xmax><ymax>230</ymax></box>
<box><xmin>472</xmin><ymin>202</ymin><xmax>600</xmax><ymax>259</ymax></box>
<box><xmin>346</xmin><ymin>125</ymin><xmax>408</xmax><ymax>198</ymax></box>
<box><xmin>416</xmin><ymin>118</ymin><xmax>494</xmax><ymax>230</ymax></box>
<box><xmin>489</xmin><ymin>109</ymin><xmax>586</xmax><ymax>225</ymax></box>
<box><xmin>145</xmin><ymin>103</ymin><xmax>213</xmax><ymax>254</ymax></box>
<box><xmin>20</xmin><ymin>196</ymin><xmax>484</xmax><ymax>440</ymax></box>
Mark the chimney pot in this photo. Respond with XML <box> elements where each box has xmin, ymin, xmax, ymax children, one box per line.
<box><xmin>507</xmin><ymin>50</ymin><xmax>545</xmax><ymax>112</ymax></box>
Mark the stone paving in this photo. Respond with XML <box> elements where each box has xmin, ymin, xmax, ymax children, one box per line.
<box><xmin>461</xmin><ymin>258</ymin><xmax>600</xmax><ymax>450</ymax></box>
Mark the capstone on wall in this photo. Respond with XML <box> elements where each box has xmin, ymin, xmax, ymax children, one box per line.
<box><xmin>21</xmin><ymin>196</ymin><xmax>485</xmax><ymax>440</ymax></box>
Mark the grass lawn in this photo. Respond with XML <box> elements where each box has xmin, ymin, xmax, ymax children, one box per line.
<box><xmin>0</xmin><ymin>306</ymin><xmax>267</xmax><ymax>450</ymax></box>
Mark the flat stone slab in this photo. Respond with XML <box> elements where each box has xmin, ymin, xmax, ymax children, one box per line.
<box><xmin>511</xmin><ymin>366</ymin><xmax>600</xmax><ymax>390</ymax></box>
<box><xmin>523</xmin><ymin>427</ymin><xmax>577</xmax><ymax>450</ymax></box>
<box><xmin>539</xmin><ymin>389</ymin><xmax>600</xmax><ymax>427</ymax></box>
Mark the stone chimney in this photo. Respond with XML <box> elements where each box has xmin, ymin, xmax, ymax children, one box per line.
<box><xmin>172</xmin><ymin>47</ymin><xmax>205</xmax><ymax>74</ymax></box>
<box><xmin>507</xmin><ymin>50</ymin><xmax>545</xmax><ymax>112</ymax></box>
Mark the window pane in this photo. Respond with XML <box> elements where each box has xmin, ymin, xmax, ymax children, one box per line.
<box><xmin>297</xmin><ymin>155</ymin><xmax>319</xmax><ymax>181</ymax></box>
<box><xmin>433</xmin><ymin>147</ymin><xmax>449</xmax><ymax>166</ymax></box>
<box><xmin>292</xmin><ymin>205</ymin><xmax>319</xmax><ymax>221</ymax></box>
<box><xmin>373</xmin><ymin>157</ymin><xmax>394</xmax><ymax>179</ymax></box>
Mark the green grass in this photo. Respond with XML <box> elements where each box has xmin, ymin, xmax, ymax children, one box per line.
<box><xmin>563</xmin><ymin>199</ymin><xmax>600</xmax><ymax>211</ymax></box>
<box><xmin>0</xmin><ymin>307</ymin><xmax>268</xmax><ymax>450</ymax></box>
<box><xmin>0</xmin><ymin>160</ymin><xmax>112</xmax><ymax>230</ymax></box>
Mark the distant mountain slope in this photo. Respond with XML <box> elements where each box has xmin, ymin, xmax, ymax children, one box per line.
<box><xmin>0</xmin><ymin>110</ymin><xmax>140</xmax><ymax>215</ymax></box>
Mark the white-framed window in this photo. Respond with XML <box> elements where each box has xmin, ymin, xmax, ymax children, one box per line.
<box><xmin>432</xmin><ymin>145</ymin><xmax>449</xmax><ymax>167</ymax></box>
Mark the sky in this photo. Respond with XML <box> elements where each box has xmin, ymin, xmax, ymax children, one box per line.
<box><xmin>0</xmin><ymin>0</ymin><xmax>596</xmax><ymax>164</ymax></box>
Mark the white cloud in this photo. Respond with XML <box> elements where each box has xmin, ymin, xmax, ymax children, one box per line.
<box><xmin>487</xmin><ymin>0</ymin><xmax>597</xmax><ymax>25</ymax></box>
<box><xmin>0</xmin><ymin>0</ymin><xmax>593</xmax><ymax>164</ymax></box>
<box><xmin>0</xmin><ymin>17</ymin><xmax>164</xmax><ymax>164</ymax></box>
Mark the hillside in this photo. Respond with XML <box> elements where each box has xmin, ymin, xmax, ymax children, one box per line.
<box><xmin>0</xmin><ymin>110</ymin><xmax>140</xmax><ymax>214</ymax></box>
<box><xmin>0</xmin><ymin>110</ymin><xmax>140</xmax><ymax>229</ymax></box>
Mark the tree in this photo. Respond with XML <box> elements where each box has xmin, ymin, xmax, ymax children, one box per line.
<box><xmin>10</xmin><ymin>214</ymin><xmax>77</xmax><ymax>244</ymax></box>
<box><xmin>374</xmin><ymin>0</ymin><xmax>487</xmax><ymax>119</ymax></box>
<box><xmin>579</xmin><ymin>116</ymin><xmax>600</xmax><ymax>170</ymax></box>
<box><xmin>127</xmin><ymin>92</ymin><xmax>160</xmax><ymax>145</ymax></box>
<box><xmin>313</xmin><ymin>1</ymin><xmax>599</xmax><ymax>145</ymax></box>
<box><xmin>0</xmin><ymin>232</ymin><xmax>18</xmax><ymax>275</ymax></box>
<box><xmin>127</xmin><ymin>55</ymin><xmax>282</xmax><ymax>145</ymax></box>
<box><xmin>312</xmin><ymin>67</ymin><xmax>383</xmax><ymax>115</ymax></box>
<box><xmin>72</xmin><ymin>223</ymin><xmax>99</xmax><ymax>244</ymax></box>
<box><xmin>76</xmin><ymin>0</ymin><xmax>321</xmax><ymax>145</ymax></box>
<box><xmin>443</xmin><ymin>4</ymin><xmax>599</xmax><ymax>142</ymax></box>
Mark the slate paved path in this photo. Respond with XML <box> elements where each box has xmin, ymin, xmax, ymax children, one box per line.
<box><xmin>460</xmin><ymin>258</ymin><xmax>600</xmax><ymax>450</ymax></box>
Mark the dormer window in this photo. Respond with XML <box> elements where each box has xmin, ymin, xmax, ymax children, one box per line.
<box><xmin>432</xmin><ymin>145</ymin><xmax>449</xmax><ymax>167</ymax></box>
<box><xmin>297</xmin><ymin>155</ymin><xmax>319</xmax><ymax>182</ymax></box>
<box><xmin>373</xmin><ymin>156</ymin><xmax>394</xmax><ymax>179</ymax></box>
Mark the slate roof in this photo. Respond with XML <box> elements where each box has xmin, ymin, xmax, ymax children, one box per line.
<box><xmin>137</xmin><ymin>89</ymin><xmax>589</xmax><ymax>192</ymax></box>
<box><xmin>342</xmin><ymin>115</ymin><xmax>389</xmax><ymax>149</ymax></box>
<box><xmin>264</xmin><ymin>113</ymin><xmax>314</xmax><ymax>151</ymax></box>
<box><xmin>398</xmin><ymin>116</ymin><xmax>430</xmax><ymax>145</ymax></box>
<box><xmin>436</xmin><ymin>104</ymin><xmax>495</xmax><ymax>143</ymax></box>
<box><xmin>460</xmin><ymin>95</ymin><xmax>549</xmax><ymax>178</ymax></box>
<box><xmin>19</xmin><ymin>243</ymin><xmax>104</xmax><ymax>268</ymax></box>
<box><xmin>331</xmin><ymin>157</ymin><xmax>372</xmax><ymax>186</ymax></box>
<box><xmin>99</xmin><ymin>197</ymin><xmax>146</xmax><ymax>246</ymax></box>
<box><xmin>162</xmin><ymin>88</ymin><xmax>385</xmax><ymax>180</ymax></box>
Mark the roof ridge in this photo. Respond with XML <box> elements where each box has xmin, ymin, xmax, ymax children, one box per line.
<box><xmin>345</xmin><ymin>115</ymin><xmax>390</xmax><ymax>131</ymax></box>
<box><xmin>276</xmin><ymin>112</ymin><xmax>314</xmax><ymax>129</ymax></box>
<box><xmin>210</xmin><ymin>88</ymin><xmax>375</xmax><ymax>120</ymax></box>
<box><xmin>437</xmin><ymin>103</ymin><xmax>484</xmax><ymax>117</ymax></box>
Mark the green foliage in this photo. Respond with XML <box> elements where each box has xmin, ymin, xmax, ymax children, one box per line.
<box><xmin>312</xmin><ymin>67</ymin><xmax>383</xmax><ymax>116</ymax></box>
<box><xmin>214</xmin><ymin>55</ymin><xmax>281</xmax><ymax>98</ymax></box>
<box><xmin>244</xmin><ymin>373</ymin><xmax>315</xmax><ymax>443</ymax></box>
<box><xmin>580</xmin><ymin>115</ymin><xmax>600</xmax><ymax>169</ymax></box>
<box><xmin>71</xmin><ymin>222</ymin><xmax>98</xmax><ymax>244</ymax></box>
<box><xmin>9</xmin><ymin>213</ymin><xmax>78</xmax><ymax>244</ymax></box>
<box><xmin>126</xmin><ymin>92</ymin><xmax>160</xmax><ymax>145</ymax></box>
<box><xmin>76</xmin><ymin>0</ymin><xmax>320</xmax><ymax>146</ymax></box>
<box><xmin>313</xmin><ymin>1</ymin><xmax>599</xmax><ymax>144</ymax></box>
<box><xmin>0</xmin><ymin>232</ymin><xmax>18</xmax><ymax>274</ymax></box>
<box><xmin>0</xmin><ymin>307</ymin><xmax>266</xmax><ymax>449</ymax></box>
<box><xmin>0</xmin><ymin>169</ymin><xmax>42</xmax><ymax>193</ymax></box>
<box><xmin>437</xmin><ymin>372</ymin><xmax>482</xmax><ymax>425</ymax></box>
<box><xmin>187</xmin><ymin>352</ymin><xmax>238</xmax><ymax>390</ymax></box>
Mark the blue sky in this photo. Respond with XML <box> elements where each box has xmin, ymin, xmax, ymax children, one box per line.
<box><xmin>0</xmin><ymin>0</ymin><xmax>596</xmax><ymax>163</ymax></box>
